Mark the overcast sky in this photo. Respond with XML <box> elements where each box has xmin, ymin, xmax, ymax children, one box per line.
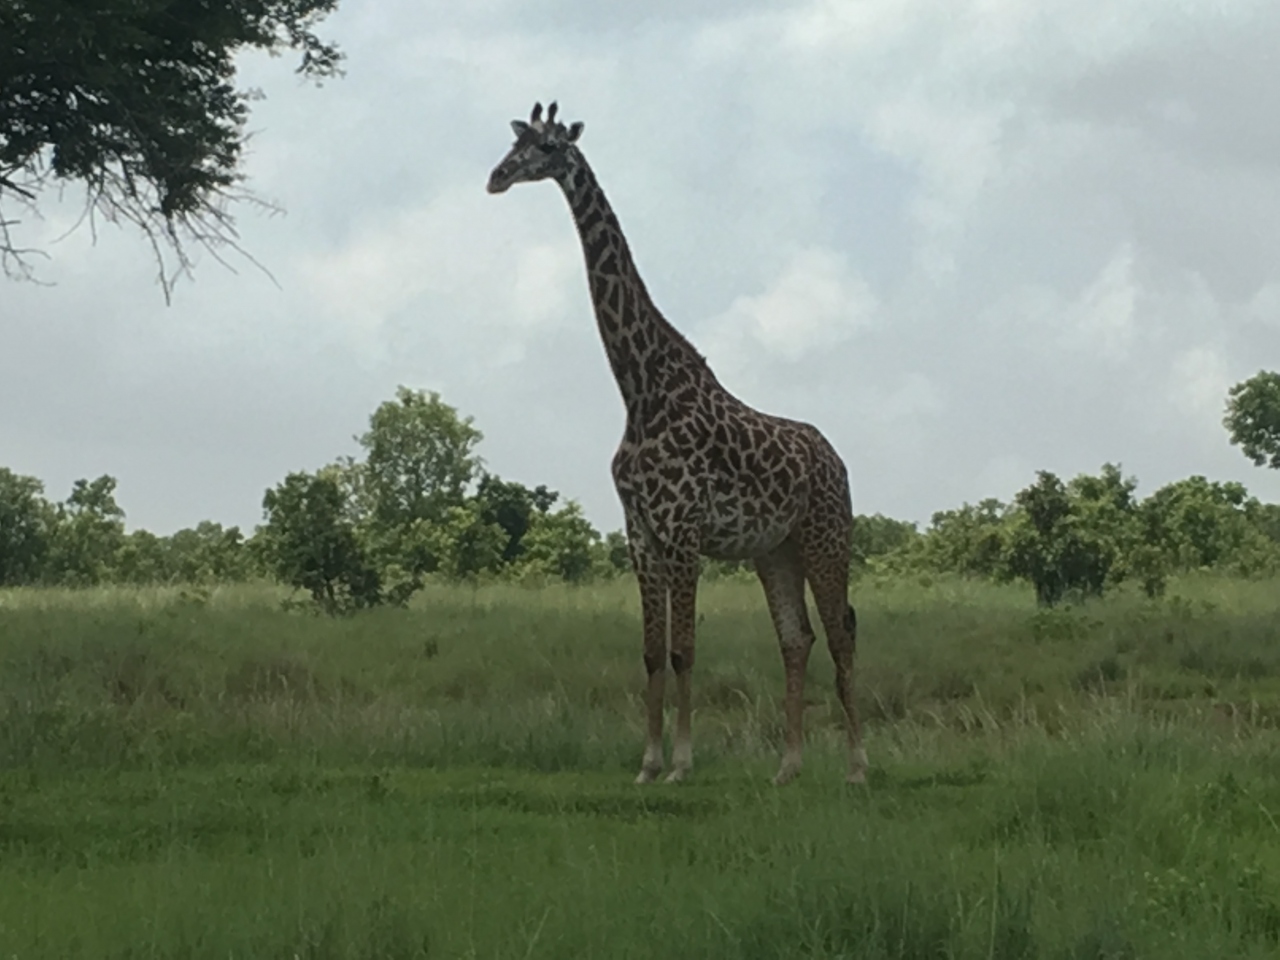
<box><xmin>3</xmin><ymin>0</ymin><xmax>1279</xmax><ymax>535</ymax></box>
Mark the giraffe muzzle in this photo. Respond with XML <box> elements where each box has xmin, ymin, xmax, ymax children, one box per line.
<box><xmin>486</xmin><ymin>169</ymin><xmax>513</xmax><ymax>194</ymax></box>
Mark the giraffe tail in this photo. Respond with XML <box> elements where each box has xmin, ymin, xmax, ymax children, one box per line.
<box><xmin>845</xmin><ymin>604</ymin><xmax>857</xmax><ymax>653</ymax></box>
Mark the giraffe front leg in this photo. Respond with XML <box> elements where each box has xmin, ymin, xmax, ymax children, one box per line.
<box><xmin>664</xmin><ymin>565</ymin><xmax>699</xmax><ymax>784</ymax></box>
<box><xmin>637</xmin><ymin>633</ymin><xmax>666</xmax><ymax>784</ymax></box>
<box><xmin>631</xmin><ymin>534</ymin><xmax>668</xmax><ymax>784</ymax></box>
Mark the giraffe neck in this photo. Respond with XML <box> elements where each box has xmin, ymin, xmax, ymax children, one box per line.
<box><xmin>555</xmin><ymin>155</ymin><xmax>710</xmax><ymax>419</ymax></box>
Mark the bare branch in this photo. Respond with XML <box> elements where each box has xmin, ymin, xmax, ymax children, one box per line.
<box><xmin>0</xmin><ymin>175</ymin><xmax>37</xmax><ymax>201</ymax></box>
<box><xmin>0</xmin><ymin>166</ymin><xmax>54</xmax><ymax>283</ymax></box>
<box><xmin>2</xmin><ymin>154</ymin><xmax>283</xmax><ymax>303</ymax></box>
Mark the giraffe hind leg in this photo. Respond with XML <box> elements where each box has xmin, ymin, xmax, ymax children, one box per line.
<box><xmin>755</xmin><ymin>536</ymin><xmax>815</xmax><ymax>786</ymax></box>
<box><xmin>808</xmin><ymin>566</ymin><xmax>867</xmax><ymax>784</ymax></box>
<box><xmin>800</xmin><ymin>503</ymin><xmax>867</xmax><ymax>785</ymax></box>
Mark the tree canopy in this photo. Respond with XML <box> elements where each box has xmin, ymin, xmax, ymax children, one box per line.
<box><xmin>259</xmin><ymin>470</ymin><xmax>381</xmax><ymax>614</ymax></box>
<box><xmin>0</xmin><ymin>0</ymin><xmax>341</xmax><ymax>297</ymax></box>
<box><xmin>0</xmin><ymin>466</ymin><xmax>51</xmax><ymax>584</ymax></box>
<box><xmin>359</xmin><ymin>387</ymin><xmax>484</xmax><ymax>531</ymax></box>
<box><xmin>1225</xmin><ymin>371</ymin><xmax>1280</xmax><ymax>470</ymax></box>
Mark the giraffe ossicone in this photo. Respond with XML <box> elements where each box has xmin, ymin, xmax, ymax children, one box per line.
<box><xmin>487</xmin><ymin>101</ymin><xmax>867</xmax><ymax>787</ymax></box>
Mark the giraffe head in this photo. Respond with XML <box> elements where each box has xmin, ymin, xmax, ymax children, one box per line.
<box><xmin>487</xmin><ymin>101</ymin><xmax>585</xmax><ymax>195</ymax></box>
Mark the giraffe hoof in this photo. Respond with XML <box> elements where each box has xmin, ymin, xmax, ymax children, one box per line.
<box><xmin>772</xmin><ymin>765</ymin><xmax>801</xmax><ymax>786</ymax></box>
<box><xmin>634</xmin><ymin>768</ymin><xmax>662</xmax><ymax>785</ymax></box>
<box><xmin>663</xmin><ymin>767</ymin><xmax>690</xmax><ymax>784</ymax></box>
<box><xmin>846</xmin><ymin>748</ymin><xmax>869</xmax><ymax>785</ymax></box>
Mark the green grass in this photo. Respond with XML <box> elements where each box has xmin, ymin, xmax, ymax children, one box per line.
<box><xmin>2</xmin><ymin>576</ymin><xmax>1280</xmax><ymax>958</ymax></box>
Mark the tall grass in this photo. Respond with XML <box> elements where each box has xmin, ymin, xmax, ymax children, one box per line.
<box><xmin>2</xmin><ymin>575</ymin><xmax>1280</xmax><ymax>958</ymax></box>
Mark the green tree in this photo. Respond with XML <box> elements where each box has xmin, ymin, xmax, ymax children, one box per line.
<box><xmin>46</xmin><ymin>475</ymin><xmax>126</xmax><ymax>586</ymax></box>
<box><xmin>360</xmin><ymin>387</ymin><xmax>484</xmax><ymax>531</ymax></box>
<box><xmin>600</xmin><ymin>530</ymin><xmax>631</xmax><ymax>576</ymax></box>
<box><xmin>114</xmin><ymin>529</ymin><xmax>170</xmax><ymax>585</ymax></box>
<box><xmin>1139</xmin><ymin>476</ymin><xmax>1277</xmax><ymax>576</ymax></box>
<box><xmin>357</xmin><ymin>387</ymin><xmax>485</xmax><ymax>581</ymax></box>
<box><xmin>432</xmin><ymin>504</ymin><xmax>507</xmax><ymax>580</ymax></box>
<box><xmin>850</xmin><ymin>513</ymin><xmax>920</xmax><ymax>568</ymax></box>
<box><xmin>473</xmin><ymin>474</ymin><xmax>558</xmax><ymax>564</ymax></box>
<box><xmin>167</xmin><ymin>521</ymin><xmax>251</xmax><ymax>583</ymax></box>
<box><xmin>321</xmin><ymin>456</ymin><xmax>374</xmax><ymax>526</ymax></box>
<box><xmin>517</xmin><ymin>502</ymin><xmax>602</xmax><ymax>583</ymax></box>
<box><xmin>0</xmin><ymin>467</ymin><xmax>53</xmax><ymax>585</ymax></box>
<box><xmin>1067</xmin><ymin>463</ymin><xmax>1140</xmax><ymax>583</ymax></box>
<box><xmin>1256</xmin><ymin>502</ymin><xmax>1280</xmax><ymax>546</ymax></box>
<box><xmin>259</xmin><ymin>471</ymin><xmax>380</xmax><ymax>614</ymax></box>
<box><xmin>1069</xmin><ymin>463</ymin><xmax>1138</xmax><ymax>517</ymax></box>
<box><xmin>1225</xmin><ymin>371</ymin><xmax>1280</xmax><ymax>470</ymax></box>
<box><xmin>921</xmin><ymin>499</ymin><xmax>1008</xmax><ymax>576</ymax></box>
<box><xmin>0</xmin><ymin>0</ymin><xmax>342</xmax><ymax>296</ymax></box>
<box><xmin>1005</xmin><ymin>471</ymin><xmax>1121</xmax><ymax>606</ymax></box>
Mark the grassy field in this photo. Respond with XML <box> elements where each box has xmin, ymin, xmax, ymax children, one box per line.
<box><xmin>2</xmin><ymin>575</ymin><xmax>1280</xmax><ymax>958</ymax></box>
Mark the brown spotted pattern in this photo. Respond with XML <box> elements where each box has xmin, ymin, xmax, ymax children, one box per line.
<box><xmin>488</xmin><ymin>102</ymin><xmax>867</xmax><ymax>785</ymax></box>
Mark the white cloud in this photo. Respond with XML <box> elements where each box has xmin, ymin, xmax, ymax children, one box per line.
<box><xmin>1065</xmin><ymin>245</ymin><xmax>1138</xmax><ymax>361</ymax></box>
<box><xmin>291</xmin><ymin>183</ymin><xmax>583</xmax><ymax>369</ymax></box>
<box><xmin>978</xmin><ymin>245</ymin><xmax>1154</xmax><ymax>364</ymax></box>
<box><xmin>294</xmin><ymin>185</ymin><xmax>496</xmax><ymax>337</ymax></box>
<box><xmin>1240</xmin><ymin>282</ymin><xmax>1280</xmax><ymax>329</ymax></box>
<box><xmin>876</xmin><ymin>372</ymin><xmax>944</xmax><ymax>424</ymax></box>
<box><xmin>698</xmin><ymin>247</ymin><xmax>877</xmax><ymax>375</ymax></box>
<box><xmin>1169</xmin><ymin>345</ymin><xmax>1231</xmax><ymax>422</ymax></box>
<box><xmin>511</xmin><ymin>241</ymin><xmax>580</xmax><ymax>329</ymax></box>
<box><xmin>842</xmin><ymin>371</ymin><xmax>945</xmax><ymax>450</ymax></box>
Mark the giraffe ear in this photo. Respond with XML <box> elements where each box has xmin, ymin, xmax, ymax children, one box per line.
<box><xmin>567</xmin><ymin>121</ymin><xmax>584</xmax><ymax>142</ymax></box>
<box><xmin>511</xmin><ymin>120</ymin><xmax>531</xmax><ymax>137</ymax></box>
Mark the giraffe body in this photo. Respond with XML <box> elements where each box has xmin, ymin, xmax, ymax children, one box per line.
<box><xmin>488</xmin><ymin>102</ymin><xmax>866</xmax><ymax>786</ymax></box>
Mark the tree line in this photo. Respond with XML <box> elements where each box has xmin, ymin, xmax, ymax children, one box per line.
<box><xmin>845</xmin><ymin>368</ymin><xmax>1280</xmax><ymax>603</ymax></box>
<box><xmin>852</xmin><ymin>466</ymin><xmax>1280</xmax><ymax>604</ymax></box>
<box><xmin>2</xmin><ymin>376</ymin><xmax>1278</xmax><ymax>611</ymax></box>
<box><xmin>0</xmin><ymin>388</ymin><xmax>629</xmax><ymax>612</ymax></box>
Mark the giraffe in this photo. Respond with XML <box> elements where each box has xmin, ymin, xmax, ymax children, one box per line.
<box><xmin>487</xmin><ymin>102</ymin><xmax>867</xmax><ymax>786</ymax></box>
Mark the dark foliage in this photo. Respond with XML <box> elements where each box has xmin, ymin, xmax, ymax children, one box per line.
<box><xmin>259</xmin><ymin>471</ymin><xmax>381</xmax><ymax>615</ymax></box>
<box><xmin>0</xmin><ymin>0</ymin><xmax>341</xmax><ymax>295</ymax></box>
<box><xmin>474</xmin><ymin>474</ymin><xmax>558</xmax><ymax>564</ymax></box>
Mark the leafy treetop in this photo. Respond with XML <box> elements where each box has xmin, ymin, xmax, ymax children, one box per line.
<box><xmin>0</xmin><ymin>0</ymin><xmax>342</xmax><ymax>298</ymax></box>
<box><xmin>1225</xmin><ymin>371</ymin><xmax>1280</xmax><ymax>471</ymax></box>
